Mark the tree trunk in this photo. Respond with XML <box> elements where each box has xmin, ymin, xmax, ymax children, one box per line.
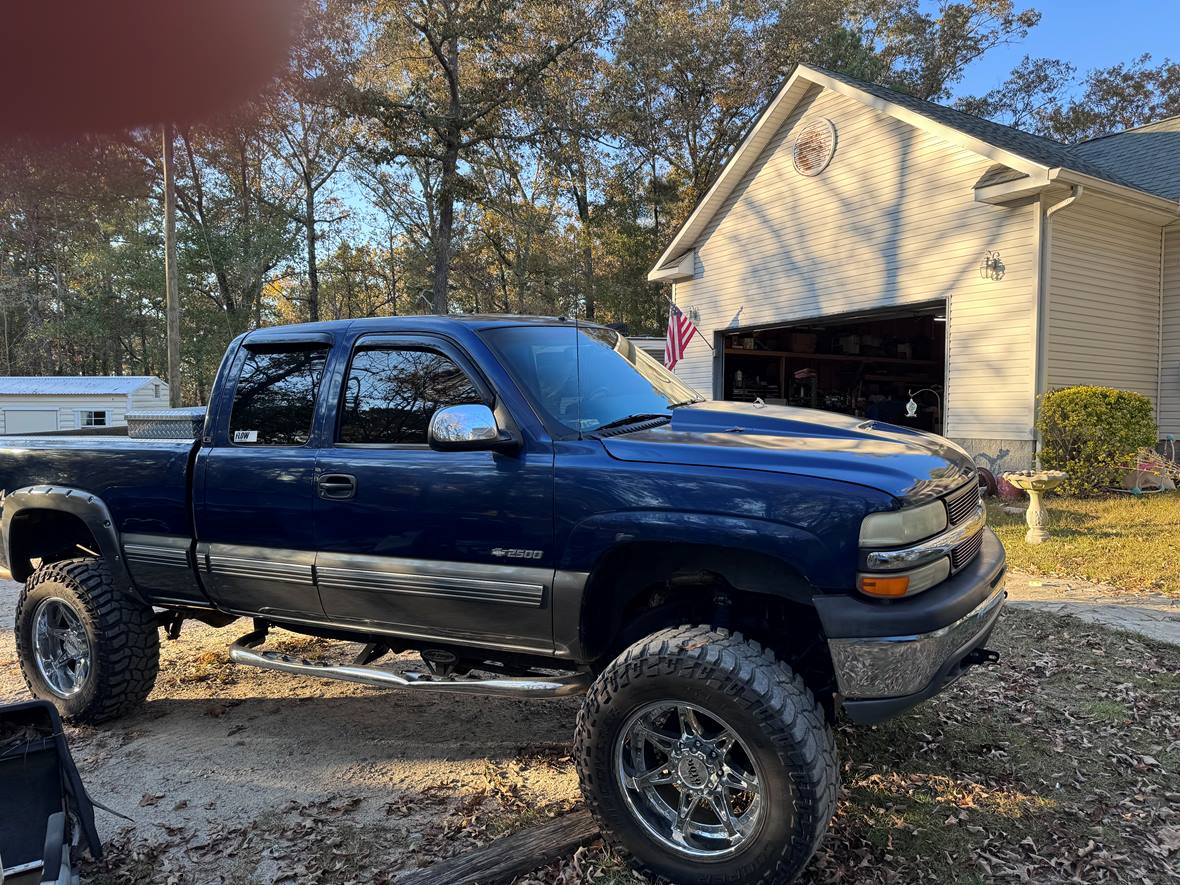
<box><xmin>304</xmin><ymin>181</ymin><xmax>320</xmax><ymax>322</ymax></box>
<box><xmin>432</xmin><ymin>138</ymin><xmax>459</xmax><ymax>315</ymax></box>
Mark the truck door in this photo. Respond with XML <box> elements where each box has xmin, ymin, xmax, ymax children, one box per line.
<box><xmin>193</xmin><ymin>334</ymin><xmax>331</xmax><ymax>619</ymax></box>
<box><xmin>312</xmin><ymin>333</ymin><xmax>556</xmax><ymax>656</ymax></box>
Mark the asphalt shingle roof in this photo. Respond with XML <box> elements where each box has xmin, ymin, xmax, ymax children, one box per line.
<box><xmin>0</xmin><ymin>375</ymin><xmax>161</xmax><ymax>396</ymax></box>
<box><xmin>1071</xmin><ymin>115</ymin><xmax>1180</xmax><ymax>202</ymax></box>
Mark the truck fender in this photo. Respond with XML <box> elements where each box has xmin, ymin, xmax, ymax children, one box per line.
<box><xmin>1</xmin><ymin>485</ymin><xmax>138</xmax><ymax>598</ymax></box>
<box><xmin>553</xmin><ymin>510</ymin><xmax>835</xmax><ymax>659</ymax></box>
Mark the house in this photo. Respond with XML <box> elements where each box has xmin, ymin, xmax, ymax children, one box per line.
<box><xmin>629</xmin><ymin>336</ymin><xmax>669</xmax><ymax>363</ymax></box>
<box><xmin>648</xmin><ymin>64</ymin><xmax>1180</xmax><ymax>472</ymax></box>
<box><xmin>0</xmin><ymin>376</ymin><xmax>168</xmax><ymax>434</ymax></box>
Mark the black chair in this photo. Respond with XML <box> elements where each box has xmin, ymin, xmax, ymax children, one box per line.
<box><xmin>0</xmin><ymin>701</ymin><xmax>101</xmax><ymax>885</ymax></box>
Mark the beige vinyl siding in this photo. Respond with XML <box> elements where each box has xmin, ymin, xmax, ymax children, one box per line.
<box><xmin>1045</xmin><ymin>196</ymin><xmax>1162</xmax><ymax>401</ymax></box>
<box><xmin>672</xmin><ymin>85</ymin><xmax>1039</xmax><ymax>440</ymax></box>
<box><xmin>1161</xmin><ymin>224</ymin><xmax>1180</xmax><ymax>436</ymax></box>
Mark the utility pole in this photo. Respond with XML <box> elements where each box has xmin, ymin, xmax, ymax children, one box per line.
<box><xmin>162</xmin><ymin>124</ymin><xmax>182</xmax><ymax>407</ymax></box>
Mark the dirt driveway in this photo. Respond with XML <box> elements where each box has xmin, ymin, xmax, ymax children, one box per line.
<box><xmin>0</xmin><ymin>578</ymin><xmax>584</xmax><ymax>883</ymax></box>
<box><xmin>2</xmin><ymin>579</ymin><xmax>1178</xmax><ymax>884</ymax></box>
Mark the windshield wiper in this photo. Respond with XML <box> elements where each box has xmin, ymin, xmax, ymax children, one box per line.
<box><xmin>592</xmin><ymin>413</ymin><xmax>671</xmax><ymax>434</ymax></box>
<box><xmin>668</xmin><ymin>398</ymin><xmax>704</xmax><ymax>408</ymax></box>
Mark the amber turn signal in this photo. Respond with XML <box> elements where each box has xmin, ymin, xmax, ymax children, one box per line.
<box><xmin>857</xmin><ymin>574</ymin><xmax>911</xmax><ymax>597</ymax></box>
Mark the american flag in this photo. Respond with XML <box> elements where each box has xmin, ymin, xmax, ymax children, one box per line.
<box><xmin>663</xmin><ymin>303</ymin><xmax>699</xmax><ymax>369</ymax></box>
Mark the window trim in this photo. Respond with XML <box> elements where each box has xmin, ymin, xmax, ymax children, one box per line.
<box><xmin>226</xmin><ymin>342</ymin><xmax>331</xmax><ymax>449</ymax></box>
<box><xmin>333</xmin><ymin>340</ymin><xmax>490</xmax><ymax>449</ymax></box>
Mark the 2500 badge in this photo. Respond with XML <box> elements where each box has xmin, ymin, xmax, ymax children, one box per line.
<box><xmin>490</xmin><ymin>547</ymin><xmax>543</xmax><ymax>560</ymax></box>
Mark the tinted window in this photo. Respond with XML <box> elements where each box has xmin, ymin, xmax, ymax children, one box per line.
<box><xmin>230</xmin><ymin>346</ymin><xmax>327</xmax><ymax>445</ymax></box>
<box><xmin>338</xmin><ymin>348</ymin><xmax>483</xmax><ymax>444</ymax></box>
<box><xmin>481</xmin><ymin>325</ymin><xmax>701</xmax><ymax>434</ymax></box>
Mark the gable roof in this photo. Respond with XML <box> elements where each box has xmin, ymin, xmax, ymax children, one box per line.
<box><xmin>0</xmin><ymin>375</ymin><xmax>163</xmax><ymax>396</ymax></box>
<box><xmin>649</xmin><ymin>64</ymin><xmax>1180</xmax><ymax>280</ymax></box>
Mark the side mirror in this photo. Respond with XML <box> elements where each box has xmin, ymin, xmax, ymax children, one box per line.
<box><xmin>428</xmin><ymin>404</ymin><xmax>517</xmax><ymax>453</ymax></box>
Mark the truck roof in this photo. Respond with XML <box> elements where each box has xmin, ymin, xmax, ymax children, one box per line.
<box><xmin>242</xmin><ymin>314</ymin><xmax>593</xmax><ymax>343</ymax></box>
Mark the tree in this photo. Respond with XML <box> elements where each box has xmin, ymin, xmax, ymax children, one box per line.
<box><xmin>352</xmin><ymin>155</ymin><xmax>446</xmax><ymax>313</ymax></box>
<box><xmin>168</xmin><ymin>123</ymin><xmax>299</xmax><ymax>336</ymax></box>
<box><xmin>959</xmin><ymin>53</ymin><xmax>1180</xmax><ymax>142</ymax></box>
<box><xmin>265</xmin><ymin>0</ymin><xmax>360</xmax><ymax>322</ymax></box>
<box><xmin>351</xmin><ymin>0</ymin><xmax>605</xmax><ymax>314</ymax></box>
<box><xmin>869</xmin><ymin>0</ymin><xmax>1041</xmax><ymax>101</ymax></box>
<box><xmin>537</xmin><ymin>46</ymin><xmax>611</xmax><ymax>319</ymax></box>
<box><xmin>954</xmin><ymin>54</ymin><xmax>1076</xmax><ymax>132</ymax></box>
<box><xmin>1044</xmin><ymin>54</ymin><xmax>1180</xmax><ymax>142</ymax></box>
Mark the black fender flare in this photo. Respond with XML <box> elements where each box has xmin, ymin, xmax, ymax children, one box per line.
<box><xmin>1</xmin><ymin>485</ymin><xmax>139</xmax><ymax>598</ymax></box>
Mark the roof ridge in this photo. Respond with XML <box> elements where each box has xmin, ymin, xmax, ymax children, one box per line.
<box><xmin>803</xmin><ymin>63</ymin><xmax>1071</xmax><ymax>149</ymax></box>
<box><xmin>1074</xmin><ymin>112</ymin><xmax>1180</xmax><ymax>146</ymax></box>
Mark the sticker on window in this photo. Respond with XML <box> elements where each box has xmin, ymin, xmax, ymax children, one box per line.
<box><xmin>233</xmin><ymin>430</ymin><xmax>259</xmax><ymax>443</ymax></box>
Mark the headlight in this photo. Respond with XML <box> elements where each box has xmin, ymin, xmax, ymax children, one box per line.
<box><xmin>859</xmin><ymin>499</ymin><xmax>947</xmax><ymax>547</ymax></box>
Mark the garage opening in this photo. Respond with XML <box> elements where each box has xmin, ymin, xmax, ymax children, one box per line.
<box><xmin>720</xmin><ymin>303</ymin><xmax>946</xmax><ymax>434</ymax></box>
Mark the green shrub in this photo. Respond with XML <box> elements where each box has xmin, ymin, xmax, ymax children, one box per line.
<box><xmin>1036</xmin><ymin>386</ymin><xmax>1157</xmax><ymax>495</ymax></box>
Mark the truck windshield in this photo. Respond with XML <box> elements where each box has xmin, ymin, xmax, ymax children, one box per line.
<box><xmin>482</xmin><ymin>324</ymin><xmax>703</xmax><ymax>435</ymax></box>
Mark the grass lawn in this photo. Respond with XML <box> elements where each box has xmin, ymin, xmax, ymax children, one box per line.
<box><xmin>988</xmin><ymin>491</ymin><xmax>1180</xmax><ymax>595</ymax></box>
<box><xmin>523</xmin><ymin>609</ymin><xmax>1180</xmax><ymax>884</ymax></box>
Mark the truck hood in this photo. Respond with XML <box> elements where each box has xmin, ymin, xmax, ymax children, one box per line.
<box><xmin>601</xmin><ymin>401</ymin><xmax>975</xmax><ymax>504</ymax></box>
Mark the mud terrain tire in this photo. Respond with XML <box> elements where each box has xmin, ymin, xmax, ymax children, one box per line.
<box><xmin>574</xmin><ymin>625</ymin><xmax>837</xmax><ymax>884</ymax></box>
<box><xmin>15</xmin><ymin>558</ymin><xmax>159</xmax><ymax>723</ymax></box>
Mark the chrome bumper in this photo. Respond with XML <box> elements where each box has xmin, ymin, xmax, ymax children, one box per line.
<box><xmin>828</xmin><ymin>577</ymin><xmax>1007</xmax><ymax>699</ymax></box>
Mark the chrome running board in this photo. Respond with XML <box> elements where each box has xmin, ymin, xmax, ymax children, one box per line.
<box><xmin>229</xmin><ymin>629</ymin><xmax>591</xmax><ymax>699</ymax></box>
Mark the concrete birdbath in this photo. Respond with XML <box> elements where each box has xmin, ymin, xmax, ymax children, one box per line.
<box><xmin>1002</xmin><ymin>470</ymin><xmax>1068</xmax><ymax>544</ymax></box>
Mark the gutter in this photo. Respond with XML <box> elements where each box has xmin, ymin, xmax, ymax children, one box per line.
<box><xmin>1033</xmin><ymin>185</ymin><xmax>1083</xmax><ymax>465</ymax></box>
<box><xmin>1047</xmin><ymin>168</ymin><xmax>1179</xmax><ymax>218</ymax></box>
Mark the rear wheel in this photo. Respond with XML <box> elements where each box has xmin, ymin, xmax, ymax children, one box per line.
<box><xmin>574</xmin><ymin>625</ymin><xmax>837</xmax><ymax>884</ymax></box>
<box><xmin>15</xmin><ymin>558</ymin><xmax>160</xmax><ymax>723</ymax></box>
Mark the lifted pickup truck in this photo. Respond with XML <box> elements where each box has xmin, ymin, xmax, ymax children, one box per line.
<box><xmin>2</xmin><ymin>315</ymin><xmax>1005</xmax><ymax>884</ymax></box>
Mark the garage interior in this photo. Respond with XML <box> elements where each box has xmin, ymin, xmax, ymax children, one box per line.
<box><xmin>721</xmin><ymin>303</ymin><xmax>946</xmax><ymax>433</ymax></box>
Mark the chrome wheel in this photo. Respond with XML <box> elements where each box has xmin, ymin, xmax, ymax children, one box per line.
<box><xmin>32</xmin><ymin>597</ymin><xmax>92</xmax><ymax>698</ymax></box>
<box><xmin>614</xmin><ymin>701</ymin><xmax>767</xmax><ymax>859</ymax></box>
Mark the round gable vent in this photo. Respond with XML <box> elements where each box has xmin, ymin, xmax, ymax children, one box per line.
<box><xmin>792</xmin><ymin>117</ymin><xmax>837</xmax><ymax>176</ymax></box>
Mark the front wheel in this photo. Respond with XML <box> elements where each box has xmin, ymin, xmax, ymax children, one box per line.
<box><xmin>574</xmin><ymin>626</ymin><xmax>837</xmax><ymax>884</ymax></box>
<box><xmin>15</xmin><ymin>558</ymin><xmax>160</xmax><ymax>723</ymax></box>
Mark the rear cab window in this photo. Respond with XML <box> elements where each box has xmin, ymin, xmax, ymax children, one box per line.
<box><xmin>229</xmin><ymin>345</ymin><xmax>328</xmax><ymax>446</ymax></box>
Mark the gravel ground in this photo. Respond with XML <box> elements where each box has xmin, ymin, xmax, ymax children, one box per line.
<box><xmin>3</xmin><ymin>579</ymin><xmax>1178</xmax><ymax>884</ymax></box>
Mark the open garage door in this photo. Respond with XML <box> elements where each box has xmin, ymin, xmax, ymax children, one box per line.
<box><xmin>4</xmin><ymin>410</ymin><xmax>60</xmax><ymax>434</ymax></box>
<box><xmin>721</xmin><ymin>303</ymin><xmax>946</xmax><ymax>434</ymax></box>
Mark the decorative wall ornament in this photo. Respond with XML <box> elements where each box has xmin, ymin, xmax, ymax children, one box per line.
<box><xmin>792</xmin><ymin>118</ymin><xmax>837</xmax><ymax>177</ymax></box>
<box><xmin>979</xmin><ymin>250</ymin><xmax>1005</xmax><ymax>280</ymax></box>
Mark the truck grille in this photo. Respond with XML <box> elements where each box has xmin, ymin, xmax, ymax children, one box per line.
<box><xmin>951</xmin><ymin>529</ymin><xmax>983</xmax><ymax>572</ymax></box>
<box><xmin>945</xmin><ymin>480</ymin><xmax>981</xmax><ymax>526</ymax></box>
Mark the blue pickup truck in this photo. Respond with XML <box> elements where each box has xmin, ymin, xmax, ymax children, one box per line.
<box><xmin>2</xmin><ymin>315</ymin><xmax>1005</xmax><ymax>883</ymax></box>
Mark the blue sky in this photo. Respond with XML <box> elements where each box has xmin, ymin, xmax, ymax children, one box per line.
<box><xmin>953</xmin><ymin>0</ymin><xmax>1180</xmax><ymax>99</ymax></box>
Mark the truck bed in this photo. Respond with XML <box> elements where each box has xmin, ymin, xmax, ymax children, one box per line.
<box><xmin>0</xmin><ymin>435</ymin><xmax>196</xmax><ymax>539</ymax></box>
